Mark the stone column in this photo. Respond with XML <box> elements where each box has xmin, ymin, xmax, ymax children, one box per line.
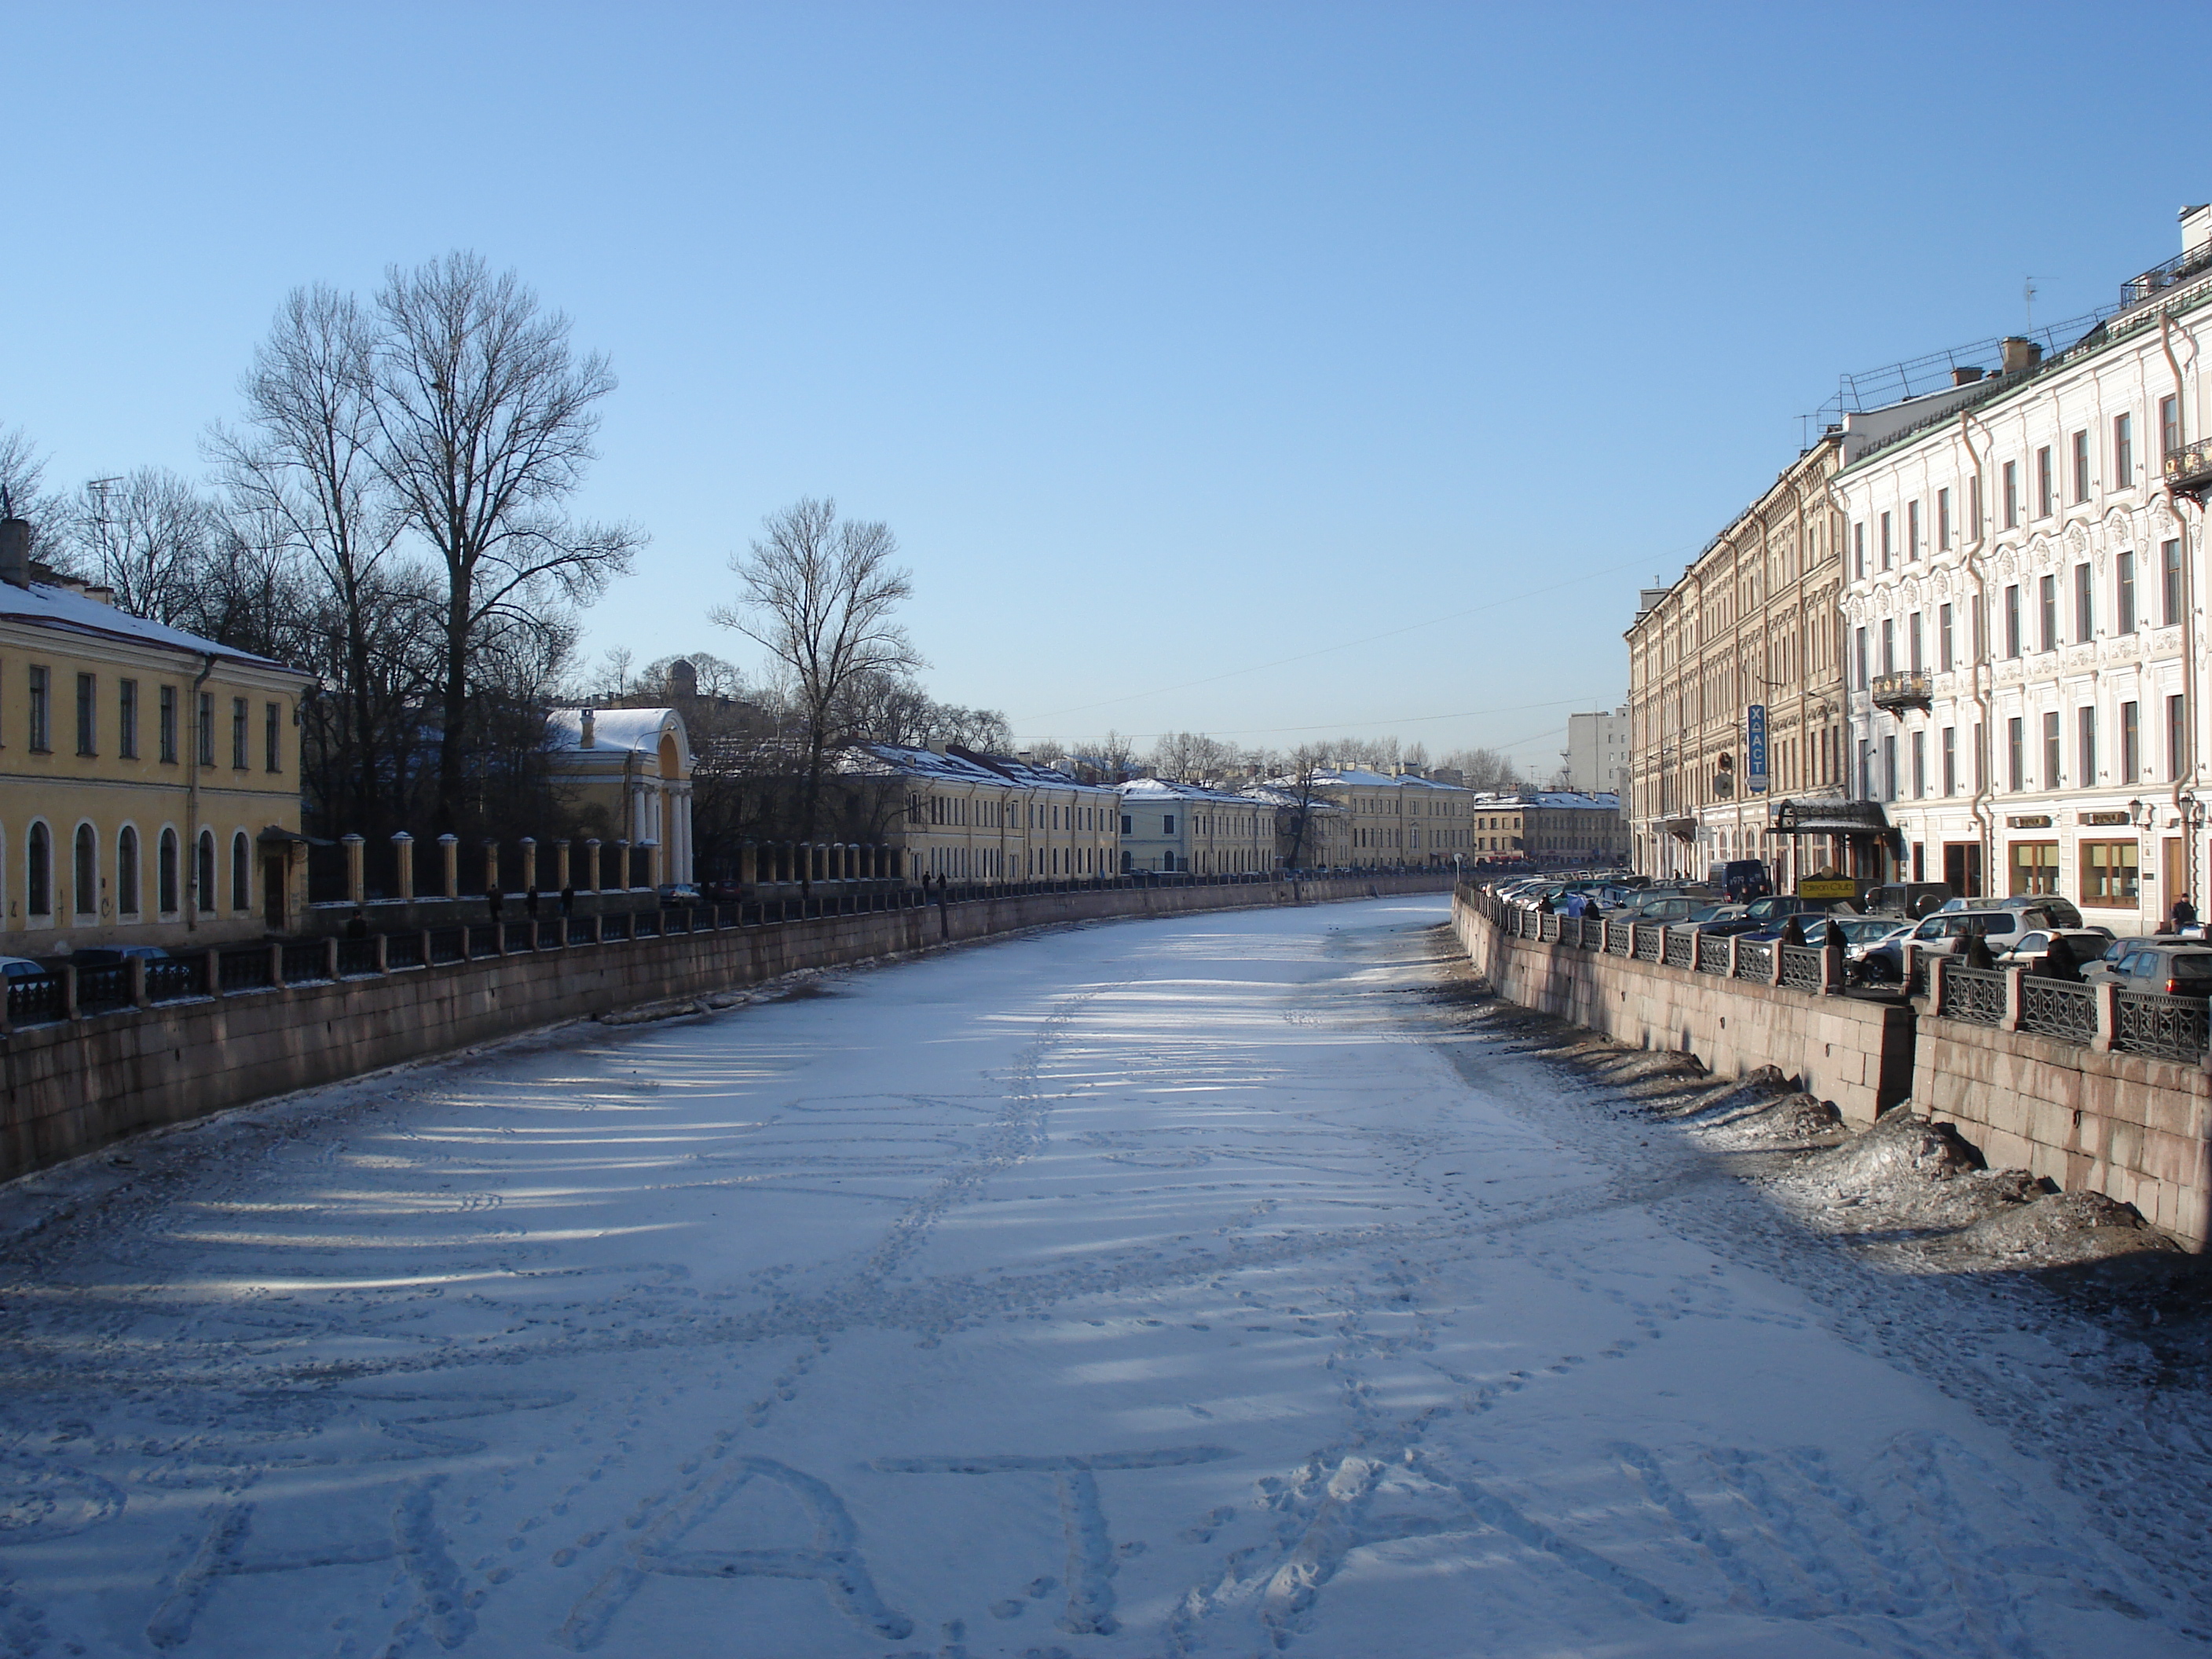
<box><xmin>342</xmin><ymin>833</ymin><xmax>365</xmax><ymax>905</ymax></box>
<box><xmin>647</xmin><ymin>840</ymin><xmax>664</xmax><ymax>890</ymax></box>
<box><xmin>2002</xmin><ymin>965</ymin><xmax>2027</xmax><ymax>1031</ymax></box>
<box><xmin>1822</xmin><ymin>937</ymin><xmax>1844</xmax><ymax>994</ymax></box>
<box><xmin>438</xmin><ymin>833</ymin><xmax>460</xmax><ymax>899</ymax></box>
<box><xmin>482</xmin><ymin>839</ymin><xmax>500</xmax><ymax>895</ymax></box>
<box><xmin>1726</xmin><ymin>935</ymin><xmax>1742</xmax><ymax>978</ymax></box>
<box><xmin>2091</xmin><ymin>978</ymin><xmax>2121</xmax><ymax>1053</ymax></box>
<box><xmin>1925</xmin><ymin>954</ymin><xmax>1948</xmax><ymax>1016</ymax></box>
<box><xmin>613</xmin><ymin>839</ymin><xmax>632</xmax><ymax>889</ymax></box>
<box><xmin>520</xmin><ymin>837</ymin><xmax>538</xmax><ymax>894</ymax></box>
<box><xmin>584</xmin><ymin>838</ymin><xmax>602</xmax><ymax>892</ymax></box>
<box><xmin>741</xmin><ymin>841</ymin><xmax>757</xmax><ymax>886</ymax></box>
<box><xmin>553</xmin><ymin>839</ymin><xmax>570</xmax><ymax>892</ymax></box>
<box><xmin>391</xmin><ymin>832</ymin><xmax>415</xmax><ymax>901</ymax></box>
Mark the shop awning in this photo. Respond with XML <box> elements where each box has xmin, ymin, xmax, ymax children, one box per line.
<box><xmin>1769</xmin><ymin>798</ymin><xmax>1889</xmax><ymax>837</ymax></box>
<box><xmin>1662</xmin><ymin>816</ymin><xmax>1697</xmax><ymax>842</ymax></box>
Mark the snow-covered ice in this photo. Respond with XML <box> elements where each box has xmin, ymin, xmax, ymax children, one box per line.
<box><xmin>0</xmin><ymin>897</ymin><xmax>2203</xmax><ymax>1657</ymax></box>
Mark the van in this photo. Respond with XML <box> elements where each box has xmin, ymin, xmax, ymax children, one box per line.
<box><xmin>1937</xmin><ymin>893</ymin><xmax>2086</xmax><ymax>930</ymax></box>
<box><xmin>1705</xmin><ymin>859</ymin><xmax>1772</xmax><ymax>901</ymax></box>
<box><xmin>1865</xmin><ymin>882</ymin><xmax>1952</xmax><ymax>919</ymax></box>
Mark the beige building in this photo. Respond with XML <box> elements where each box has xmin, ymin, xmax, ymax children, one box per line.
<box><xmin>862</xmin><ymin>744</ymin><xmax>1119</xmax><ymax>881</ymax></box>
<box><xmin>547</xmin><ymin>706</ymin><xmax>695</xmax><ymax>887</ymax></box>
<box><xmin>1299</xmin><ymin>764</ymin><xmax>1474</xmax><ymax>868</ymax></box>
<box><xmin>0</xmin><ymin>517</ymin><xmax>315</xmax><ymax>954</ymax></box>
<box><xmin>1243</xmin><ymin>783</ymin><xmax>1348</xmax><ymax>869</ymax></box>
<box><xmin>1626</xmin><ymin>434</ymin><xmax>1855</xmax><ymax>885</ymax></box>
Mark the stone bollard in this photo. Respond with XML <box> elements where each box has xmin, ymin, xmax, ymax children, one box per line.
<box><xmin>438</xmin><ymin>833</ymin><xmax>460</xmax><ymax>899</ymax></box>
<box><xmin>553</xmin><ymin>838</ymin><xmax>570</xmax><ymax>893</ymax></box>
<box><xmin>392</xmin><ymin>831</ymin><xmax>415</xmax><ymax>901</ymax></box>
<box><xmin>520</xmin><ymin>837</ymin><xmax>537</xmax><ymax>895</ymax></box>
<box><xmin>1726</xmin><ymin>934</ymin><xmax>1742</xmax><ymax>977</ymax></box>
<box><xmin>269</xmin><ymin>942</ymin><xmax>286</xmax><ymax>989</ymax></box>
<box><xmin>1821</xmin><ymin>939</ymin><xmax>1844</xmax><ymax>994</ymax></box>
<box><xmin>614</xmin><ymin>839</ymin><xmax>632</xmax><ymax>890</ymax></box>
<box><xmin>1925</xmin><ymin>954</ymin><xmax>1947</xmax><ymax>1014</ymax></box>
<box><xmin>324</xmin><ymin>936</ymin><xmax>340</xmax><ymax>980</ymax></box>
<box><xmin>60</xmin><ymin>964</ymin><xmax>79</xmax><ymax>1020</ymax></box>
<box><xmin>130</xmin><ymin>955</ymin><xmax>149</xmax><ymax>1009</ymax></box>
<box><xmin>342</xmin><ymin>833</ymin><xmax>365</xmax><ymax>905</ymax></box>
<box><xmin>2002</xmin><ymin>965</ymin><xmax>2027</xmax><ymax>1031</ymax></box>
<box><xmin>2091</xmin><ymin>978</ymin><xmax>2121</xmax><ymax>1053</ymax></box>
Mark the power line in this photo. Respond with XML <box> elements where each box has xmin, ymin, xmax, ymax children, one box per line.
<box><xmin>1027</xmin><ymin>694</ymin><xmax>1601</xmax><ymax>745</ymax></box>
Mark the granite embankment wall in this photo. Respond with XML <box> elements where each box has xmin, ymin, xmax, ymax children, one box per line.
<box><xmin>1453</xmin><ymin>888</ymin><xmax>2212</xmax><ymax>1248</ymax></box>
<box><xmin>1450</xmin><ymin>890</ymin><xmax>1912</xmax><ymax>1127</ymax></box>
<box><xmin>5</xmin><ymin>873</ymin><xmax>1449</xmax><ymax>1182</ymax></box>
<box><xmin>1914</xmin><ymin>1000</ymin><xmax>2212</xmax><ymax>1248</ymax></box>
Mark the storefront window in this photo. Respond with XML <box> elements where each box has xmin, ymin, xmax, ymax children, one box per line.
<box><xmin>2009</xmin><ymin>840</ymin><xmax>2060</xmax><ymax>896</ymax></box>
<box><xmin>2079</xmin><ymin>840</ymin><xmax>2140</xmax><ymax>907</ymax></box>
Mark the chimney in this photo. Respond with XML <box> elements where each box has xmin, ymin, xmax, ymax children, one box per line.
<box><xmin>580</xmin><ymin>707</ymin><xmax>596</xmax><ymax>749</ymax></box>
<box><xmin>0</xmin><ymin>516</ymin><xmax>30</xmax><ymax>588</ymax></box>
<box><xmin>1999</xmin><ymin>337</ymin><xmax>2042</xmax><ymax>375</ymax></box>
<box><xmin>2184</xmin><ymin>203</ymin><xmax>2212</xmax><ymax>256</ymax></box>
<box><xmin>1950</xmin><ymin>365</ymin><xmax>1986</xmax><ymax>387</ymax></box>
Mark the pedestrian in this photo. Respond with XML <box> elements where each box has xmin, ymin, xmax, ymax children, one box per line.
<box><xmin>2040</xmin><ymin>932</ymin><xmax>2079</xmax><ymax>981</ymax></box>
<box><xmin>525</xmin><ymin>886</ymin><xmax>540</xmax><ymax>920</ymax></box>
<box><xmin>1780</xmin><ymin>914</ymin><xmax>1807</xmax><ymax>948</ymax></box>
<box><xmin>558</xmin><ymin>884</ymin><xmax>575</xmax><ymax>918</ymax></box>
<box><xmin>344</xmin><ymin>906</ymin><xmax>369</xmax><ymax>940</ymax></box>
<box><xmin>1961</xmin><ymin>931</ymin><xmax>1996</xmax><ymax>971</ymax></box>
<box><xmin>2172</xmin><ymin>893</ymin><xmax>2199</xmax><ymax>934</ymax></box>
<box><xmin>485</xmin><ymin>883</ymin><xmax>503</xmax><ymax>925</ymax></box>
<box><xmin>1535</xmin><ymin>892</ymin><xmax>1555</xmax><ymax>915</ymax></box>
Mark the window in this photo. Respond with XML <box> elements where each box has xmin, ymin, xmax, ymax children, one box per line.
<box><xmin>2036</xmin><ymin>446</ymin><xmax>2053</xmax><ymax>518</ymax></box>
<box><xmin>2005</xmin><ymin>584</ymin><xmax>2021</xmax><ymax>657</ymax></box>
<box><xmin>2170</xmin><ymin>693</ymin><xmax>2189</xmax><ymax>782</ymax></box>
<box><xmin>197</xmin><ymin>692</ymin><xmax>214</xmax><ymax>766</ymax></box>
<box><xmin>2008</xmin><ymin>718</ymin><xmax>2023</xmax><ymax>792</ymax></box>
<box><xmin>119</xmin><ymin>679</ymin><xmax>137</xmax><ymax>759</ymax></box>
<box><xmin>1120</xmin><ymin>814</ymin><xmax>1132</xmax><ymax>835</ymax></box>
<box><xmin>231</xmin><ymin>830</ymin><xmax>249</xmax><ymax>910</ymax></box>
<box><xmin>2162</xmin><ymin>394</ymin><xmax>2181</xmax><ymax>463</ymax></box>
<box><xmin>1162</xmin><ymin>815</ymin><xmax>1176</xmax><ymax>835</ymax></box>
<box><xmin>2043</xmin><ymin>710</ymin><xmax>2062</xmax><ymax>789</ymax></box>
<box><xmin>1907</xmin><ymin>500</ymin><xmax>1921</xmax><ymax>559</ymax></box>
<box><xmin>27</xmin><ymin>665</ymin><xmax>49</xmax><ymax>752</ymax></box>
<box><xmin>21</xmin><ymin>823</ymin><xmax>53</xmax><ymax>922</ymax></box>
<box><xmin>1880</xmin><ymin>511</ymin><xmax>1893</xmax><ymax>569</ymax></box>
<box><xmin>1881</xmin><ymin>734</ymin><xmax>1898</xmax><ymax>801</ymax></box>
<box><xmin>2072</xmin><ymin>429</ymin><xmax>2090</xmax><ymax>503</ymax></box>
<box><xmin>1852</xmin><ymin>522</ymin><xmax>1864</xmax><ymax>580</ymax></box>
<box><xmin>2117</xmin><ymin>551</ymin><xmax>2137</xmax><ymax>634</ymax></box>
<box><xmin>2010</xmin><ymin>840</ymin><xmax>2060</xmax><ymax>897</ymax></box>
<box><xmin>1938</xmin><ymin>602</ymin><xmax>1954</xmax><ymax>671</ymax></box>
<box><xmin>1937</xmin><ymin>487</ymin><xmax>1952</xmax><ymax>551</ymax></box>
<box><xmin>2122</xmin><ymin>700</ymin><xmax>2140</xmax><ymax>781</ymax></box>
<box><xmin>117</xmin><ymin>826</ymin><xmax>139</xmax><ymax>914</ymax></box>
<box><xmin>75</xmin><ymin>672</ymin><xmax>95</xmax><ymax>756</ymax></box>
<box><xmin>159</xmin><ymin>828</ymin><xmax>178</xmax><ymax>914</ymax></box>
<box><xmin>2163</xmin><ymin>538</ymin><xmax>2183</xmax><ymax>626</ymax></box>
<box><xmin>1942</xmin><ymin>727</ymin><xmax>1957</xmax><ymax>796</ymax></box>
<box><xmin>1853</xmin><ymin>626</ymin><xmax>1867</xmax><ymax>688</ymax></box>
<box><xmin>2038</xmin><ymin>574</ymin><xmax>2056</xmax><ymax>651</ymax></box>
<box><xmin>72</xmin><ymin>824</ymin><xmax>96</xmax><ymax>916</ymax></box>
<box><xmin>2115</xmin><ymin>412</ymin><xmax>2133</xmax><ymax>488</ymax></box>
<box><xmin>1858</xmin><ymin>738</ymin><xmax>1873</xmax><ymax>799</ymax></box>
<box><xmin>2078</xmin><ymin>705</ymin><xmax>2097</xmax><ymax>785</ymax></box>
<box><xmin>1880</xmin><ymin>617</ymin><xmax>1895</xmax><ymax>676</ymax></box>
<box><xmin>196</xmin><ymin>830</ymin><xmax>215</xmax><ymax>914</ymax></box>
<box><xmin>265</xmin><ymin>702</ymin><xmax>281</xmax><ymax>772</ymax></box>
<box><xmin>1910</xmin><ymin>731</ymin><xmax>1926</xmax><ymax>798</ymax></box>
<box><xmin>159</xmin><ymin>686</ymin><xmax>178</xmax><ymax>764</ymax></box>
<box><xmin>2081</xmin><ymin>841</ymin><xmax>2140</xmax><ymax>907</ymax></box>
<box><xmin>1908</xmin><ymin>612</ymin><xmax>1923</xmax><ymax>673</ymax></box>
<box><xmin>2075</xmin><ymin>562</ymin><xmax>2093</xmax><ymax>643</ymax></box>
<box><xmin>2003</xmin><ymin>460</ymin><xmax>2019</xmax><ymax>528</ymax></box>
<box><xmin>230</xmin><ymin>698</ymin><xmax>248</xmax><ymax>770</ymax></box>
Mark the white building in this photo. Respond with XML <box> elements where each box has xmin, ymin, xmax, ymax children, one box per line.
<box><xmin>1116</xmin><ymin>778</ymin><xmax>1274</xmax><ymax>874</ymax></box>
<box><xmin>1836</xmin><ymin>203</ymin><xmax>2212</xmax><ymax>929</ymax></box>
<box><xmin>1563</xmin><ymin>709</ymin><xmax>1631</xmax><ymax>797</ymax></box>
<box><xmin>546</xmin><ymin>707</ymin><xmax>694</xmax><ymax>886</ymax></box>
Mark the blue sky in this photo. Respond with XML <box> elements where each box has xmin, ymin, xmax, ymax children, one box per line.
<box><xmin>8</xmin><ymin>2</ymin><xmax>2211</xmax><ymax>772</ymax></box>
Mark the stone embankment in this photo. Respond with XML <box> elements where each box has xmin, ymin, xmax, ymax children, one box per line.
<box><xmin>5</xmin><ymin>873</ymin><xmax>1448</xmax><ymax>1183</ymax></box>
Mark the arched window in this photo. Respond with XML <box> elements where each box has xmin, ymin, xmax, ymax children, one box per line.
<box><xmin>117</xmin><ymin>826</ymin><xmax>140</xmax><ymax>915</ymax></box>
<box><xmin>27</xmin><ymin>823</ymin><xmax>51</xmax><ymax>917</ymax></box>
<box><xmin>230</xmin><ymin>831</ymin><xmax>250</xmax><ymax>912</ymax></box>
<box><xmin>159</xmin><ymin>829</ymin><xmax>179</xmax><ymax>914</ymax></box>
<box><xmin>196</xmin><ymin>830</ymin><xmax>215</xmax><ymax>914</ymax></box>
<box><xmin>73</xmin><ymin>825</ymin><xmax>97</xmax><ymax>916</ymax></box>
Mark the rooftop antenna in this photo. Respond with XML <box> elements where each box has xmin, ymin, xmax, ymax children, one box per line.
<box><xmin>2023</xmin><ymin>275</ymin><xmax>2038</xmax><ymax>331</ymax></box>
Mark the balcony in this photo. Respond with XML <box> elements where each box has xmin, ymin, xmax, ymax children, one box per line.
<box><xmin>2165</xmin><ymin>435</ymin><xmax>2212</xmax><ymax>501</ymax></box>
<box><xmin>1869</xmin><ymin>670</ymin><xmax>1932</xmax><ymax>713</ymax></box>
<box><xmin>2122</xmin><ymin>243</ymin><xmax>2212</xmax><ymax>309</ymax></box>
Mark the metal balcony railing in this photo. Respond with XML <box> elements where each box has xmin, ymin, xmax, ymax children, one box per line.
<box><xmin>2163</xmin><ymin>435</ymin><xmax>2212</xmax><ymax>499</ymax></box>
<box><xmin>1870</xmin><ymin>670</ymin><xmax>1933</xmax><ymax>712</ymax></box>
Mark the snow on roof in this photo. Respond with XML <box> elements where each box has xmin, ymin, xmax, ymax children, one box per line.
<box><xmin>848</xmin><ymin>743</ymin><xmax>1008</xmax><ymax>783</ymax></box>
<box><xmin>1303</xmin><ymin>767</ymin><xmax>1471</xmax><ymax>793</ymax></box>
<box><xmin>1118</xmin><ymin>776</ymin><xmax>1259</xmax><ymax>805</ymax></box>
<box><xmin>1529</xmin><ymin>790</ymin><xmax>1621</xmax><ymax>810</ymax></box>
<box><xmin>547</xmin><ymin>707</ymin><xmax>688</xmax><ymax>756</ymax></box>
<box><xmin>0</xmin><ymin>580</ymin><xmax>307</xmax><ymax>676</ymax></box>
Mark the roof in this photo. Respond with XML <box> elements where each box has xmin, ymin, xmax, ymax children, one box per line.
<box><xmin>1529</xmin><ymin>791</ymin><xmax>1621</xmax><ymax>811</ymax></box>
<box><xmin>1294</xmin><ymin>767</ymin><xmax>1472</xmax><ymax>793</ymax></box>
<box><xmin>548</xmin><ymin>707</ymin><xmax>689</xmax><ymax>758</ymax></box>
<box><xmin>0</xmin><ymin>580</ymin><xmax>307</xmax><ymax>676</ymax></box>
<box><xmin>1119</xmin><ymin>776</ymin><xmax>1263</xmax><ymax>806</ymax></box>
<box><xmin>848</xmin><ymin>744</ymin><xmax>1011</xmax><ymax>784</ymax></box>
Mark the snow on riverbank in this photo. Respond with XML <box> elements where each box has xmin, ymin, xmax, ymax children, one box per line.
<box><xmin>0</xmin><ymin>899</ymin><xmax>2200</xmax><ymax>1657</ymax></box>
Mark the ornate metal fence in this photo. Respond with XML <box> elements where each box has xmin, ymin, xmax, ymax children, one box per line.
<box><xmin>1779</xmin><ymin>945</ymin><xmax>1824</xmax><ymax>993</ymax></box>
<box><xmin>2018</xmin><ymin>976</ymin><xmax>2097</xmax><ymax>1042</ymax></box>
<box><xmin>218</xmin><ymin>949</ymin><xmax>274</xmax><ymax>992</ymax></box>
<box><xmin>1733</xmin><ymin>939</ymin><xmax>1772</xmax><ymax>982</ymax></box>
<box><xmin>2113</xmin><ymin>989</ymin><xmax>2211</xmax><ymax>1061</ymax></box>
<box><xmin>75</xmin><ymin>965</ymin><xmax>134</xmax><ymax>1016</ymax></box>
<box><xmin>383</xmin><ymin>933</ymin><xmax>425</xmax><ymax>969</ymax></box>
<box><xmin>7</xmin><ymin>973</ymin><xmax>62</xmax><ymax>1026</ymax></box>
<box><xmin>1695</xmin><ymin>934</ymin><xmax>1731</xmax><ymax>975</ymax></box>
<box><xmin>280</xmin><ymin>942</ymin><xmax>328</xmax><ymax>984</ymax></box>
<box><xmin>1939</xmin><ymin>965</ymin><xmax>2007</xmax><ymax>1027</ymax></box>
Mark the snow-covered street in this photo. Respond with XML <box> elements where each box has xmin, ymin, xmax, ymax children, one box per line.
<box><xmin>0</xmin><ymin>896</ymin><xmax>2203</xmax><ymax>1657</ymax></box>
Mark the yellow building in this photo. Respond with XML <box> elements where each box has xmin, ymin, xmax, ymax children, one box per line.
<box><xmin>1306</xmin><ymin>764</ymin><xmax>1475</xmax><ymax>867</ymax></box>
<box><xmin>0</xmin><ymin>518</ymin><xmax>315</xmax><ymax>954</ymax></box>
<box><xmin>546</xmin><ymin>706</ymin><xmax>695</xmax><ymax>887</ymax></box>
<box><xmin>859</xmin><ymin>744</ymin><xmax>1119</xmax><ymax>881</ymax></box>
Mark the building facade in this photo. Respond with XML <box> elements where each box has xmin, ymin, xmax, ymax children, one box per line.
<box><xmin>0</xmin><ymin>519</ymin><xmax>316</xmax><ymax>954</ymax></box>
<box><xmin>1562</xmin><ymin>709</ymin><xmax>1632</xmax><ymax>797</ymax></box>
<box><xmin>546</xmin><ymin>707</ymin><xmax>695</xmax><ymax>887</ymax></box>
<box><xmin>1626</xmin><ymin>435</ymin><xmax>1852</xmax><ymax>886</ymax></box>
<box><xmin>1116</xmin><ymin>778</ymin><xmax>1274</xmax><ymax>874</ymax></box>
<box><xmin>865</xmin><ymin>745</ymin><xmax>1119</xmax><ymax>881</ymax></box>
<box><xmin>1243</xmin><ymin>784</ymin><xmax>1348</xmax><ymax>870</ymax></box>
<box><xmin>1467</xmin><ymin>792</ymin><xmax>1628</xmax><ymax>866</ymax></box>
<box><xmin>1296</xmin><ymin>765</ymin><xmax>1474</xmax><ymax>868</ymax></box>
<box><xmin>1837</xmin><ymin>205</ymin><xmax>2212</xmax><ymax>930</ymax></box>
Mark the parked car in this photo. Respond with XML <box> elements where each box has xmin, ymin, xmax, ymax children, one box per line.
<box><xmin>1936</xmin><ymin>893</ymin><xmax>2086</xmax><ymax>930</ymax></box>
<box><xmin>1707</xmin><ymin>859</ymin><xmax>1772</xmax><ymax>902</ymax></box>
<box><xmin>1863</xmin><ymin>882</ymin><xmax>1952</xmax><ymax>920</ymax></box>
<box><xmin>2082</xmin><ymin>943</ymin><xmax>2212</xmax><ymax>996</ymax></box>
<box><xmin>1686</xmin><ymin>903</ymin><xmax>1752</xmax><ymax>934</ymax></box>
<box><xmin>1990</xmin><ymin>927</ymin><xmax>2116</xmax><ymax>972</ymax></box>
<box><xmin>54</xmin><ymin>945</ymin><xmax>173</xmax><ymax>968</ymax></box>
<box><xmin>0</xmin><ymin>956</ymin><xmax>48</xmax><ymax>981</ymax></box>
<box><xmin>1860</xmin><ymin>905</ymin><xmax>2077</xmax><ymax>983</ymax></box>
<box><xmin>1699</xmin><ymin>895</ymin><xmax>1845</xmax><ymax>936</ymax></box>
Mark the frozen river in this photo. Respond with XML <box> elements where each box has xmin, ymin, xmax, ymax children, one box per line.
<box><xmin>0</xmin><ymin>897</ymin><xmax>2200</xmax><ymax>1657</ymax></box>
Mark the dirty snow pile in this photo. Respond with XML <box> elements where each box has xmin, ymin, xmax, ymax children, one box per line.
<box><xmin>0</xmin><ymin>899</ymin><xmax>2199</xmax><ymax>1658</ymax></box>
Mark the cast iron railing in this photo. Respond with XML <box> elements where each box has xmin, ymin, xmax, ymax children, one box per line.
<box><xmin>2113</xmin><ymin>988</ymin><xmax>2211</xmax><ymax>1061</ymax></box>
<box><xmin>2019</xmin><ymin>976</ymin><xmax>2097</xmax><ymax>1042</ymax></box>
<box><xmin>1939</xmin><ymin>965</ymin><xmax>2007</xmax><ymax>1027</ymax></box>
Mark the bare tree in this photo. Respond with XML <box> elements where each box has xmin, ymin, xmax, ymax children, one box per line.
<box><xmin>1437</xmin><ymin>746</ymin><xmax>1520</xmax><ymax>791</ymax></box>
<box><xmin>0</xmin><ymin>428</ymin><xmax>68</xmax><ymax>566</ymax></box>
<box><xmin>1267</xmin><ymin>743</ymin><xmax>1334</xmax><ymax>868</ymax></box>
<box><xmin>211</xmin><ymin>283</ymin><xmax>418</xmax><ymax>831</ymax></box>
<box><xmin>715</xmin><ymin>496</ymin><xmax>922</xmax><ymax>850</ymax></box>
<box><xmin>1148</xmin><ymin>731</ymin><xmax>1239</xmax><ymax>782</ymax></box>
<box><xmin>367</xmin><ymin>251</ymin><xmax>642</xmax><ymax>830</ymax></box>
<box><xmin>71</xmin><ymin>467</ymin><xmax>220</xmax><ymax>623</ymax></box>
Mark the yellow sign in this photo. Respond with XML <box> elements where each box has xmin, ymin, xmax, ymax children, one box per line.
<box><xmin>1796</xmin><ymin>877</ymin><xmax>1858</xmax><ymax>900</ymax></box>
